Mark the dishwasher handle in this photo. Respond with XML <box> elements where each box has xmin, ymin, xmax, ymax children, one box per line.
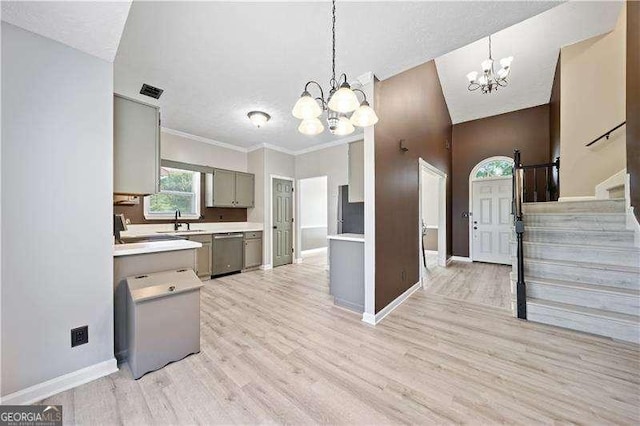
<box><xmin>213</xmin><ymin>233</ymin><xmax>244</xmax><ymax>240</ymax></box>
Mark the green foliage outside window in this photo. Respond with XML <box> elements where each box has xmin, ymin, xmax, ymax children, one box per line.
<box><xmin>475</xmin><ymin>160</ymin><xmax>513</xmax><ymax>179</ymax></box>
<box><xmin>146</xmin><ymin>168</ymin><xmax>199</xmax><ymax>216</ymax></box>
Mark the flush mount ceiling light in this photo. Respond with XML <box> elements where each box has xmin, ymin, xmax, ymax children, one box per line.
<box><xmin>247</xmin><ymin>111</ymin><xmax>271</xmax><ymax>128</ymax></box>
<box><xmin>466</xmin><ymin>35</ymin><xmax>513</xmax><ymax>94</ymax></box>
<box><xmin>292</xmin><ymin>0</ymin><xmax>378</xmax><ymax>136</ymax></box>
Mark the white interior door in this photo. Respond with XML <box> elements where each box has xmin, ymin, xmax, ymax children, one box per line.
<box><xmin>471</xmin><ymin>178</ymin><xmax>512</xmax><ymax>264</ymax></box>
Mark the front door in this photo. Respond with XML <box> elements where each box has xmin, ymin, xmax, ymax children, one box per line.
<box><xmin>273</xmin><ymin>178</ymin><xmax>293</xmax><ymax>267</ymax></box>
<box><xmin>471</xmin><ymin>177</ymin><xmax>512</xmax><ymax>264</ymax></box>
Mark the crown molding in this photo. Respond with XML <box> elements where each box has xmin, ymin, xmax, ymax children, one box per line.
<box><xmin>161</xmin><ymin>127</ymin><xmax>248</xmax><ymax>153</ymax></box>
<box><xmin>162</xmin><ymin>128</ymin><xmax>364</xmax><ymax>157</ymax></box>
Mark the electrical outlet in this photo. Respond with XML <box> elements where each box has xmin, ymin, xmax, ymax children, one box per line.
<box><xmin>71</xmin><ymin>326</ymin><xmax>88</xmax><ymax>347</ymax></box>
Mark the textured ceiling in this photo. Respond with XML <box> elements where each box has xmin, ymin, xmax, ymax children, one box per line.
<box><xmin>1</xmin><ymin>1</ymin><xmax>132</xmax><ymax>62</ymax></box>
<box><xmin>114</xmin><ymin>1</ymin><xmax>561</xmax><ymax>151</ymax></box>
<box><xmin>435</xmin><ymin>1</ymin><xmax>622</xmax><ymax>124</ymax></box>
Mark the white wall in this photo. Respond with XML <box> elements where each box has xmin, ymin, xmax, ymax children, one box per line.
<box><xmin>421</xmin><ymin>170</ymin><xmax>439</xmax><ymax>227</ymax></box>
<box><xmin>161</xmin><ymin>130</ymin><xmax>247</xmax><ymax>172</ymax></box>
<box><xmin>1</xmin><ymin>23</ymin><xmax>115</xmax><ymax>397</ymax></box>
<box><xmin>299</xmin><ymin>176</ymin><xmax>328</xmax><ymax>228</ymax></box>
<box><xmin>247</xmin><ymin>148</ymin><xmax>265</xmax><ymax>224</ymax></box>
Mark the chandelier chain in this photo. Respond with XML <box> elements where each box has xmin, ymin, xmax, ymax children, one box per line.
<box><xmin>331</xmin><ymin>0</ymin><xmax>336</xmax><ymax>88</ymax></box>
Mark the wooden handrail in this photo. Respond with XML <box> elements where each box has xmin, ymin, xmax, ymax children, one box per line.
<box><xmin>585</xmin><ymin>122</ymin><xmax>626</xmax><ymax>147</ymax></box>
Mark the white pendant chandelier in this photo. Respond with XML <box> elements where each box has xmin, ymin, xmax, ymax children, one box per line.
<box><xmin>292</xmin><ymin>0</ymin><xmax>378</xmax><ymax>136</ymax></box>
<box><xmin>466</xmin><ymin>35</ymin><xmax>513</xmax><ymax>94</ymax></box>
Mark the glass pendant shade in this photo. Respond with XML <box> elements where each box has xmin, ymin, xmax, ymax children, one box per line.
<box><xmin>481</xmin><ymin>58</ymin><xmax>493</xmax><ymax>72</ymax></box>
<box><xmin>298</xmin><ymin>117</ymin><xmax>324</xmax><ymax>135</ymax></box>
<box><xmin>466</xmin><ymin>71</ymin><xmax>478</xmax><ymax>83</ymax></box>
<box><xmin>292</xmin><ymin>91</ymin><xmax>322</xmax><ymax>119</ymax></box>
<box><xmin>500</xmin><ymin>56</ymin><xmax>513</xmax><ymax>68</ymax></box>
<box><xmin>350</xmin><ymin>101</ymin><xmax>379</xmax><ymax>127</ymax></box>
<box><xmin>327</xmin><ymin>85</ymin><xmax>360</xmax><ymax>113</ymax></box>
<box><xmin>332</xmin><ymin>117</ymin><xmax>355</xmax><ymax>136</ymax></box>
<box><xmin>497</xmin><ymin>68</ymin><xmax>509</xmax><ymax>79</ymax></box>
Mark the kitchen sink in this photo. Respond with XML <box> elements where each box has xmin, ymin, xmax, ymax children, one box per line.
<box><xmin>119</xmin><ymin>234</ymin><xmax>186</xmax><ymax>244</ymax></box>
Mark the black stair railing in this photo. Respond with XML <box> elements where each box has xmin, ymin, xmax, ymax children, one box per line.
<box><xmin>512</xmin><ymin>150</ymin><xmax>527</xmax><ymax>319</ymax></box>
<box><xmin>511</xmin><ymin>149</ymin><xmax>561</xmax><ymax>320</ymax></box>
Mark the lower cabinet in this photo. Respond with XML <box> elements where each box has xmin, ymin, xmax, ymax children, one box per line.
<box><xmin>244</xmin><ymin>231</ymin><xmax>263</xmax><ymax>269</ymax></box>
<box><xmin>188</xmin><ymin>234</ymin><xmax>212</xmax><ymax>278</ymax></box>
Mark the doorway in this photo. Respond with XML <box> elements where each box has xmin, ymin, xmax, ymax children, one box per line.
<box><xmin>272</xmin><ymin>177</ymin><xmax>294</xmax><ymax>267</ymax></box>
<box><xmin>298</xmin><ymin>176</ymin><xmax>328</xmax><ymax>261</ymax></box>
<box><xmin>418</xmin><ymin>158</ymin><xmax>447</xmax><ymax>284</ymax></box>
<box><xmin>469</xmin><ymin>157</ymin><xmax>514</xmax><ymax>265</ymax></box>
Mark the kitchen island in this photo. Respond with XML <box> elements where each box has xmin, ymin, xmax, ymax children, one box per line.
<box><xmin>113</xmin><ymin>239</ymin><xmax>201</xmax><ymax>361</ymax></box>
<box><xmin>327</xmin><ymin>233</ymin><xmax>365</xmax><ymax>313</ymax></box>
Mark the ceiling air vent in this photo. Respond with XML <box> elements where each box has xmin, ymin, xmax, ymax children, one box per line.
<box><xmin>139</xmin><ymin>83</ymin><xmax>163</xmax><ymax>99</ymax></box>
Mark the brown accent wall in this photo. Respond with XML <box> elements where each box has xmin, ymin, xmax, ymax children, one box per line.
<box><xmin>452</xmin><ymin>105</ymin><xmax>550</xmax><ymax>257</ymax></box>
<box><xmin>114</xmin><ymin>174</ymin><xmax>247</xmax><ymax>224</ymax></box>
<box><xmin>374</xmin><ymin>60</ymin><xmax>452</xmax><ymax>313</ymax></box>
<box><xmin>628</xmin><ymin>0</ymin><xmax>640</xmax><ymax>222</ymax></box>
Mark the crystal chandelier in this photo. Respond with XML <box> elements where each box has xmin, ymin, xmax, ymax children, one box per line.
<box><xmin>292</xmin><ymin>0</ymin><xmax>378</xmax><ymax>136</ymax></box>
<box><xmin>466</xmin><ymin>35</ymin><xmax>513</xmax><ymax>94</ymax></box>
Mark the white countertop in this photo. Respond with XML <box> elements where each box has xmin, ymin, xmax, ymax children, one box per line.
<box><xmin>327</xmin><ymin>233</ymin><xmax>365</xmax><ymax>243</ymax></box>
<box><xmin>113</xmin><ymin>240</ymin><xmax>202</xmax><ymax>257</ymax></box>
<box><xmin>120</xmin><ymin>222</ymin><xmax>263</xmax><ymax>239</ymax></box>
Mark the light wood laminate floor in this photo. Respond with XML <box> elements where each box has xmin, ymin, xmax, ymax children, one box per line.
<box><xmin>423</xmin><ymin>258</ymin><xmax>512</xmax><ymax>310</ymax></box>
<box><xmin>43</xmin><ymin>257</ymin><xmax>639</xmax><ymax>425</ymax></box>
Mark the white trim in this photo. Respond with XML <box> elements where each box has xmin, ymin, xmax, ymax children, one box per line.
<box><xmin>269</xmin><ymin>174</ymin><xmax>295</xmax><ymax>267</ymax></box>
<box><xmin>423</xmin><ymin>249</ymin><xmax>438</xmax><ymax>255</ymax></box>
<box><xmin>468</xmin><ymin>156</ymin><xmax>514</xmax><ymax>262</ymax></box>
<box><xmin>301</xmin><ymin>247</ymin><xmax>328</xmax><ymax>256</ymax></box>
<box><xmin>361</xmin><ymin>281</ymin><xmax>421</xmax><ymax>325</ymax></box>
<box><xmin>1</xmin><ymin>358</ymin><xmax>117</xmax><ymax>405</ymax></box>
<box><xmin>246</xmin><ymin>143</ymin><xmax>296</xmax><ymax>156</ymax></box>
<box><xmin>450</xmin><ymin>256</ymin><xmax>472</xmax><ymax>263</ymax></box>
<box><xmin>595</xmin><ymin>168</ymin><xmax>626</xmax><ymax>199</ymax></box>
<box><xmin>294</xmin><ymin>258</ymin><xmax>303</xmax><ymax>264</ymax></box>
<box><xmin>261</xmin><ymin>264</ymin><xmax>273</xmax><ymax>271</ymax></box>
<box><xmin>294</xmin><ymin>134</ymin><xmax>364</xmax><ymax>156</ymax></box>
<box><xmin>558</xmin><ymin>196</ymin><xmax>597</xmax><ymax>202</ymax></box>
<box><xmin>418</xmin><ymin>158</ymin><xmax>447</xmax><ymax>285</ymax></box>
<box><xmin>363</xmin><ymin>76</ymin><xmax>377</xmax><ymax>321</ymax></box>
<box><xmin>162</xmin><ymin>127</ymin><xmax>247</xmax><ymax>153</ymax></box>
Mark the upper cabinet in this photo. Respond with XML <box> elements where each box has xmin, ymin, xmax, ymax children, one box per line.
<box><xmin>348</xmin><ymin>140</ymin><xmax>365</xmax><ymax>203</ymax></box>
<box><xmin>114</xmin><ymin>94</ymin><xmax>160</xmax><ymax>195</ymax></box>
<box><xmin>206</xmin><ymin>169</ymin><xmax>255</xmax><ymax>208</ymax></box>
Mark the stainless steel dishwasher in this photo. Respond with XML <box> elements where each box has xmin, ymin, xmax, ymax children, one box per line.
<box><xmin>212</xmin><ymin>233</ymin><xmax>244</xmax><ymax>276</ymax></box>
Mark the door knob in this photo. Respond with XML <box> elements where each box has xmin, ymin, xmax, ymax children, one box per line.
<box><xmin>473</xmin><ymin>226</ymin><xmax>478</xmax><ymax>230</ymax></box>
<box><xmin>273</xmin><ymin>226</ymin><xmax>277</xmax><ymax>229</ymax></box>
<box><xmin>473</xmin><ymin>221</ymin><xmax>477</xmax><ymax>224</ymax></box>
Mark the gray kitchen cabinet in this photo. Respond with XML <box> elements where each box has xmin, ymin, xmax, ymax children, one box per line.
<box><xmin>206</xmin><ymin>169</ymin><xmax>255</xmax><ymax>208</ymax></box>
<box><xmin>114</xmin><ymin>94</ymin><xmax>161</xmax><ymax>195</ymax></box>
<box><xmin>244</xmin><ymin>231</ymin><xmax>263</xmax><ymax>269</ymax></box>
<box><xmin>235</xmin><ymin>172</ymin><xmax>255</xmax><ymax>208</ymax></box>
<box><xmin>348</xmin><ymin>140</ymin><xmax>365</xmax><ymax>203</ymax></box>
<box><xmin>188</xmin><ymin>234</ymin><xmax>212</xmax><ymax>279</ymax></box>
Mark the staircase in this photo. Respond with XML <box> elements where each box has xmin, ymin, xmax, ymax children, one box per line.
<box><xmin>511</xmin><ymin>199</ymin><xmax>640</xmax><ymax>343</ymax></box>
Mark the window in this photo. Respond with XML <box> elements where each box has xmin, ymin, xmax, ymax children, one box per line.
<box><xmin>474</xmin><ymin>159</ymin><xmax>513</xmax><ymax>179</ymax></box>
<box><xmin>144</xmin><ymin>167</ymin><xmax>201</xmax><ymax>219</ymax></box>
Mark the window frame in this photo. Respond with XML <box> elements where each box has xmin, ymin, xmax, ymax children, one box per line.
<box><xmin>472</xmin><ymin>158</ymin><xmax>514</xmax><ymax>180</ymax></box>
<box><xmin>143</xmin><ymin>167</ymin><xmax>202</xmax><ymax>220</ymax></box>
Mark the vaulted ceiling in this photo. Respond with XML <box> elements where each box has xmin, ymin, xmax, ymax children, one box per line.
<box><xmin>435</xmin><ymin>1</ymin><xmax>623</xmax><ymax>124</ymax></box>
<box><xmin>113</xmin><ymin>1</ymin><xmax>561</xmax><ymax>151</ymax></box>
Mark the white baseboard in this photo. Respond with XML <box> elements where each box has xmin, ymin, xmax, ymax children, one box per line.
<box><xmin>301</xmin><ymin>247</ymin><xmax>328</xmax><ymax>256</ymax></box>
<box><xmin>595</xmin><ymin>168</ymin><xmax>626</xmax><ymax>199</ymax></box>
<box><xmin>260</xmin><ymin>264</ymin><xmax>273</xmax><ymax>270</ymax></box>
<box><xmin>1</xmin><ymin>358</ymin><xmax>118</xmax><ymax>405</ymax></box>
<box><xmin>361</xmin><ymin>281</ymin><xmax>421</xmax><ymax>325</ymax></box>
<box><xmin>294</xmin><ymin>258</ymin><xmax>303</xmax><ymax>264</ymax></box>
<box><xmin>450</xmin><ymin>256</ymin><xmax>472</xmax><ymax>263</ymax></box>
<box><xmin>423</xmin><ymin>249</ymin><xmax>438</xmax><ymax>255</ymax></box>
<box><xmin>558</xmin><ymin>196</ymin><xmax>597</xmax><ymax>202</ymax></box>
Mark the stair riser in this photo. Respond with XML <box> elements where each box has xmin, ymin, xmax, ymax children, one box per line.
<box><xmin>524</xmin><ymin>214</ymin><xmax>627</xmax><ymax>231</ymax></box>
<box><xmin>528</xmin><ymin>304</ymin><xmax>639</xmax><ymax>344</ymax></box>
<box><xmin>521</xmin><ymin>244</ymin><xmax>639</xmax><ymax>267</ymax></box>
<box><xmin>523</xmin><ymin>200</ymin><xmax>625</xmax><ymax>214</ymax></box>
<box><xmin>523</xmin><ymin>229</ymin><xmax>635</xmax><ymax>247</ymax></box>
<box><xmin>514</xmin><ymin>263</ymin><xmax>639</xmax><ymax>289</ymax></box>
<box><xmin>527</xmin><ymin>282</ymin><xmax>640</xmax><ymax>316</ymax></box>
